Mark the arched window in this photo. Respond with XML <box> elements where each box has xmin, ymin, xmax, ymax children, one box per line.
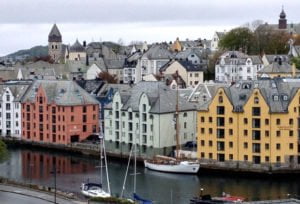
<box><xmin>52</xmin><ymin>45</ymin><xmax>54</xmax><ymax>49</ymax></box>
<box><xmin>254</xmin><ymin>97</ymin><xmax>259</xmax><ymax>104</ymax></box>
<box><xmin>55</xmin><ymin>45</ymin><xmax>58</xmax><ymax>49</ymax></box>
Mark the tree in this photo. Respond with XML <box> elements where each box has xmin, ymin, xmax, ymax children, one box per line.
<box><xmin>291</xmin><ymin>57</ymin><xmax>300</xmax><ymax>69</ymax></box>
<box><xmin>254</xmin><ymin>26</ymin><xmax>290</xmax><ymax>54</ymax></box>
<box><xmin>219</xmin><ymin>27</ymin><xmax>256</xmax><ymax>54</ymax></box>
<box><xmin>97</xmin><ymin>71</ymin><xmax>118</xmax><ymax>84</ymax></box>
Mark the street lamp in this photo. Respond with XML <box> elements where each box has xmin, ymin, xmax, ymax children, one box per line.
<box><xmin>50</xmin><ymin>162</ymin><xmax>60</xmax><ymax>204</ymax></box>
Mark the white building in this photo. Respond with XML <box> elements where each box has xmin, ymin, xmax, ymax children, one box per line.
<box><xmin>104</xmin><ymin>81</ymin><xmax>197</xmax><ymax>157</ymax></box>
<box><xmin>215</xmin><ymin>51</ymin><xmax>263</xmax><ymax>83</ymax></box>
<box><xmin>211</xmin><ymin>31</ymin><xmax>225</xmax><ymax>51</ymax></box>
<box><xmin>0</xmin><ymin>82</ymin><xmax>31</xmax><ymax>138</ymax></box>
<box><xmin>86</xmin><ymin>63</ymin><xmax>104</xmax><ymax>80</ymax></box>
<box><xmin>137</xmin><ymin>44</ymin><xmax>173</xmax><ymax>82</ymax></box>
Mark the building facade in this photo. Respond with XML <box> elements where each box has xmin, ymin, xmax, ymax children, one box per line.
<box><xmin>0</xmin><ymin>82</ymin><xmax>31</xmax><ymax>138</ymax></box>
<box><xmin>215</xmin><ymin>51</ymin><xmax>263</xmax><ymax>83</ymax></box>
<box><xmin>21</xmin><ymin>80</ymin><xmax>99</xmax><ymax>145</ymax></box>
<box><xmin>104</xmin><ymin>82</ymin><xmax>197</xmax><ymax>157</ymax></box>
<box><xmin>197</xmin><ymin>79</ymin><xmax>300</xmax><ymax>167</ymax></box>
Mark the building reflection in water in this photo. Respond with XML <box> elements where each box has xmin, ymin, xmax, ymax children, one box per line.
<box><xmin>22</xmin><ymin>151</ymin><xmax>95</xmax><ymax>180</ymax></box>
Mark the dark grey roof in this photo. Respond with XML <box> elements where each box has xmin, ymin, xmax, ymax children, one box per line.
<box><xmin>219</xmin><ymin>51</ymin><xmax>262</xmax><ymax>65</ymax></box>
<box><xmin>216</xmin><ymin>32</ymin><xmax>225</xmax><ymax>38</ymax></box>
<box><xmin>142</xmin><ymin>44</ymin><xmax>173</xmax><ymax>60</ymax></box>
<box><xmin>225</xmin><ymin>79</ymin><xmax>300</xmax><ymax>113</ymax></box>
<box><xmin>258</xmin><ymin>62</ymin><xmax>299</xmax><ymax>73</ymax></box>
<box><xmin>104</xmin><ymin>58</ymin><xmax>125</xmax><ymax>69</ymax></box>
<box><xmin>70</xmin><ymin>40</ymin><xmax>85</xmax><ymax>52</ymax></box>
<box><xmin>257</xmin><ymin>23</ymin><xmax>300</xmax><ymax>35</ymax></box>
<box><xmin>106</xmin><ymin>81</ymin><xmax>196</xmax><ymax>113</ymax></box>
<box><xmin>22</xmin><ymin>80</ymin><xmax>99</xmax><ymax>106</ymax></box>
<box><xmin>0</xmin><ymin>69</ymin><xmax>18</xmax><ymax>81</ymax></box>
<box><xmin>265</xmin><ymin>55</ymin><xmax>290</xmax><ymax>64</ymax></box>
<box><xmin>48</xmin><ymin>24</ymin><xmax>62</xmax><ymax>42</ymax></box>
<box><xmin>0</xmin><ymin>82</ymin><xmax>31</xmax><ymax>102</ymax></box>
<box><xmin>75</xmin><ymin>79</ymin><xmax>105</xmax><ymax>94</ymax></box>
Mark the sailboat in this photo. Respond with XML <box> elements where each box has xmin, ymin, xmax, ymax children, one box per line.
<box><xmin>144</xmin><ymin>73</ymin><xmax>200</xmax><ymax>174</ymax></box>
<box><xmin>121</xmin><ymin>138</ymin><xmax>152</xmax><ymax>203</ymax></box>
<box><xmin>81</xmin><ymin>126</ymin><xmax>111</xmax><ymax>198</ymax></box>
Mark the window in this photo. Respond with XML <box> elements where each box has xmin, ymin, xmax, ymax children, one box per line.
<box><xmin>289</xmin><ymin>143</ymin><xmax>294</xmax><ymax>150</ymax></box>
<box><xmin>289</xmin><ymin>130</ymin><xmax>293</xmax><ymax>137</ymax></box>
<box><xmin>252</xmin><ymin>119</ymin><xmax>260</xmax><ymax>128</ymax></box>
<box><xmin>252</xmin><ymin>107</ymin><xmax>260</xmax><ymax>116</ymax></box>
<box><xmin>184</xmin><ymin>122</ymin><xmax>187</xmax><ymax>129</ymax></box>
<box><xmin>265</xmin><ymin>143</ymin><xmax>269</xmax><ymax>150</ymax></box>
<box><xmin>209</xmin><ymin>117</ymin><xmax>212</xmax><ymax>123</ymax></box>
<box><xmin>229</xmin><ymin>142</ymin><xmax>233</xmax><ymax>148</ymax></box>
<box><xmin>142</xmin><ymin>113</ymin><xmax>147</xmax><ymax>122</ymax></box>
<box><xmin>209</xmin><ymin>141</ymin><xmax>213</xmax><ymax>146</ymax></box>
<box><xmin>83</xmin><ymin>115</ymin><xmax>87</xmax><ymax>122</ymax></box>
<box><xmin>244</xmin><ymin>118</ymin><xmax>248</xmax><ymax>124</ymax></box>
<box><xmin>200</xmin><ymin>117</ymin><xmax>205</xmax><ymax>122</ymax></box>
<box><xmin>252</xmin><ymin>143</ymin><xmax>261</xmax><ymax>153</ymax></box>
<box><xmin>244</xmin><ymin>155</ymin><xmax>248</xmax><ymax>161</ymax></box>
<box><xmin>265</xmin><ymin>156</ymin><xmax>269</xmax><ymax>162</ymax></box>
<box><xmin>265</xmin><ymin>130</ymin><xmax>269</xmax><ymax>137</ymax></box>
<box><xmin>265</xmin><ymin>119</ymin><xmax>269</xmax><ymax>125</ymax></box>
<box><xmin>217</xmin><ymin>142</ymin><xmax>225</xmax><ymax>151</ymax></box>
<box><xmin>252</xmin><ymin>130</ymin><xmax>261</xmax><ymax>140</ymax></box>
<box><xmin>201</xmin><ymin>140</ymin><xmax>205</xmax><ymax>146</ymax></box>
<box><xmin>71</xmin><ymin>107</ymin><xmax>74</xmax><ymax>112</ymax></box>
<box><xmin>276</xmin><ymin>131</ymin><xmax>281</xmax><ymax>137</ymax></box>
<box><xmin>276</xmin><ymin>119</ymin><xmax>280</xmax><ymax>125</ymax></box>
<box><xmin>244</xmin><ymin>129</ymin><xmax>248</xmax><ymax>136</ymax></box>
<box><xmin>276</xmin><ymin>156</ymin><xmax>281</xmax><ymax>163</ymax></box>
<box><xmin>209</xmin><ymin>128</ymin><xmax>213</xmax><ymax>134</ymax></box>
<box><xmin>217</xmin><ymin>117</ymin><xmax>225</xmax><ymax>126</ymax></box>
<box><xmin>254</xmin><ymin>97</ymin><xmax>259</xmax><ymax>104</ymax></box>
<box><xmin>129</xmin><ymin>112</ymin><xmax>133</xmax><ymax>120</ymax></box>
<box><xmin>183</xmin><ymin>112</ymin><xmax>187</xmax><ymax>117</ymax></box>
<box><xmin>289</xmin><ymin>119</ymin><xmax>293</xmax><ymax>125</ymax></box>
<box><xmin>201</xmin><ymin>128</ymin><xmax>205</xmax><ymax>134</ymax></box>
<box><xmin>218</xmin><ymin>96</ymin><xmax>223</xmax><ymax>103</ymax></box>
<box><xmin>229</xmin><ymin>117</ymin><xmax>233</xmax><ymax>124</ymax></box>
<box><xmin>143</xmin><ymin>104</ymin><xmax>146</xmax><ymax>112</ymax></box>
<box><xmin>276</xmin><ymin>143</ymin><xmax>281</xmax><ymax>150</ymax></box>
<box><xmin>229</xmin><ymin>129</ymin><xmax>233</xmax><ymax>135</ymax></box>
<box><xmin>244</xmin><ymin>142</ymin><xmax>248</xmax><ymax>149</ymax></box>
<box><xmin>6</xmin><ymin>103</ymin><xmax>11</xmax><ymax>110</ymax></box>
<box><xmin>216</xmin><ymin>106</ymin><xmax>225</xmax><ymax>115</ymax></box>
<box><xmin>217</xmin><ymin>129</ymin><xmax>225</xmax><ymax>138</ymax></box>
<box><xmin>71</xmin><ymin>116</ymin><xmax>74</xmax><ymax>122</ymax></box>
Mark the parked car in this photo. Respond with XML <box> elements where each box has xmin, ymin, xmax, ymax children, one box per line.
<box><xmin>185</xmin><ymin>141</ymin><xmax>197</xmax><ymax>148</ymax></box>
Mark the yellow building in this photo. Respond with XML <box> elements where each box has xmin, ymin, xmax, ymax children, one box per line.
<box><xmin>197</xmin><ymin>79</ymin><xmax>300</xmax><ymax>165</ymax></box>
<box><xmin>171</xmin><ymin>37</ymin><xmax>182</xmax><ymax>52</ymax></box>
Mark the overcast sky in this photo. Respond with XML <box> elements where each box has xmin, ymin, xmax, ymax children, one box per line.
<box><xmin>0</xmin><ymin>0</ymin><xmax>299</xmax><ymax>56</ymax></box>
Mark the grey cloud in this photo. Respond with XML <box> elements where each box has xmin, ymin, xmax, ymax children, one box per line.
<box><xmin>1</xmin><ymin>0</ymin><xmax>299</xmax><ymax>25</ymax></box>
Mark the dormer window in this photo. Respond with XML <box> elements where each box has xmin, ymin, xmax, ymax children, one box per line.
<box><xmin>282</xmin><ymin>95</ymin><xmax>288</xmax><ymax>101</ymax></box>
<box><xmin>242</xmin><ymin>83</ymin><xmax>251</xmax><ymax>89</ymax></box>
<box><xmin>273</xmin><ymin>95</ymin><xmax>279</xmax><ymax>101</ymax></box>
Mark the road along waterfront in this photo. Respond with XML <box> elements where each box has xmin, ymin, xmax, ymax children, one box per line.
<box><xmin>0</xmin><ymin>148</ymin><xmax>300</xmax><ymax>204</ymax></box>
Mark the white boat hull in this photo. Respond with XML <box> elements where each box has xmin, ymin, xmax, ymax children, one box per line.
<box><xmin>81</xmin><ymin>183</ymin><xmax>111</xmax><ymax>198</ymax></box>
<box><xmin>144</xmin><ymin>160</ymin><xmax>200</xmax><ymax>174</ymax></box>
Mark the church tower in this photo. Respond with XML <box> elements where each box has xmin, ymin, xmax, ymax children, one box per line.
<box><xmin>48</xmin><ymin>24</ymin><xmax>62</xmax><ymax>63</ymax></box>
<box><xmin>278</xmin><ymin>7</ymin><xmax>287</xmax><ymax>29</ymax></box>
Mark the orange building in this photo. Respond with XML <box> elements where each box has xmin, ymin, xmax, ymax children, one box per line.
<box><xmin>21</xmin><ymin>80</ymin><xmax>99</xmax><ymax>145</ymax></box>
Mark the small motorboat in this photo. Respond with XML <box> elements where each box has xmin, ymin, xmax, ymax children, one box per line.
<box><xmin>81</xmin><ymin>183</ymin><xmax>111</xmax><ymax>198</ymax></box>
<box><xmin>190</xmin><ymin>193</ymin><xmax>245</xmax><ymax>204</ymax></box>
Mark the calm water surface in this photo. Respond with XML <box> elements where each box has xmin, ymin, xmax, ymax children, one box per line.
<box><xmin>0</xmin><ymin>148</ymin><xmax>300</xmax><ymax>204</ymax></box>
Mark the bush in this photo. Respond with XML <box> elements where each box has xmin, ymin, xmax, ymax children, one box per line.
<box><xmin>0</xmin><ymin>140</ymin><xmax>8</xmax><ymax>161</ymax></box>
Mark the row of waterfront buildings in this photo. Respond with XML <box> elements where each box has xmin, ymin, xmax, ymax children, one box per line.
<box><xmin>0</xmin><ymin>8</ymin><xmax>300</xmax><ymax>170</ymax></box>
<box><xmin>2</xmin><ymin>77</ymin><xmax>300</xmax><ymax>168</ymax></box>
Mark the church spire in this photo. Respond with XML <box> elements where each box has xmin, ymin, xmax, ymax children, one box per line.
<box><xmin>48</xmin><ymin>24</ymin><xmax>62</xmax><ymax>42</ymax></box>
<box><xmin>278</xmin><ymin>6</ymin><xmax>287</xmax><ymax>29</ymax></box>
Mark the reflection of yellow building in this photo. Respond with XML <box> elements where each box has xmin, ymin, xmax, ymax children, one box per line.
<box><xmin>197</xmin><ymin>79</ymin><xmax>300</xmax><ymax>165</ymax></box>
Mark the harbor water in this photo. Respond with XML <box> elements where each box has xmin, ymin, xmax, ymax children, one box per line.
<box><xmin>0</xmin><ymin>148</ymin><xmax>300</xmax><ymax>203</ymax></box>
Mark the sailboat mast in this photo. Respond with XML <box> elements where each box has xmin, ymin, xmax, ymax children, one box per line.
<box><xmin>134</xmin><ymin>139</ymin><xmax>137</xmax><ymax>194</ymax></box>
<box><xmin>175</xmin><ymin>71</ymin><xmax>180</xmax><ymax>160</ymax></box>
<box><xmin>100</xmin><ymin>129</ymin><xmax>103</xmax><ymax>186</ymax></box>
